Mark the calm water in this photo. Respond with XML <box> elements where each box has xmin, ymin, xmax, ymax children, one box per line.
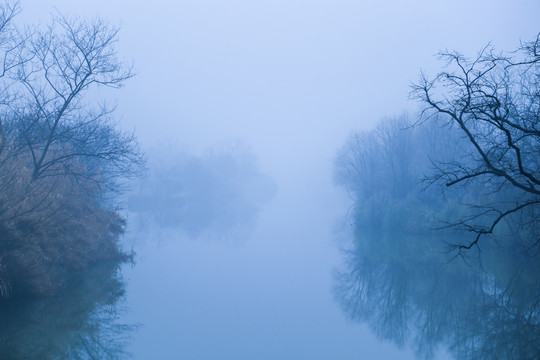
<box><xmin>3</xmin><ymin>155</ymin><xmax>537</xmax><ymax>359</ymax></box>
<box><xmin>335</xmin><ymin>230</ymin><xmax>540</xmax><ymax>359</ymax></box>
<box><xmin>120</xmin><ymin>169</ymin><xmax>421</xmax><ymax>359</ymax></box>
<box><xmin>0</xmin><ymin>261</ymin><xmax>133</xmax><ymax>359</ymax></box>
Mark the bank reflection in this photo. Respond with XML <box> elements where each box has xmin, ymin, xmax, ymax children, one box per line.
<box><xmin>0</xmin><ymin>261</ymin><xmax>134</xmax><ymax>360</ymax></box>
<box><xmin>334</xmin><ymin>231</ymin><xmax>540</xmax><ymax>359</ymax></box>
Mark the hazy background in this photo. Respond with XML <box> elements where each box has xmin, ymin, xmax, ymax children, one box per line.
<box><xmin>22</xmin><ymin>0</ymin><xmax>540</xmax><ymax>180</ymax></box>
<box><xmin>16</xmin><ymin>1</ymin><xmax>540</xmax><ymax>359</ymax></box>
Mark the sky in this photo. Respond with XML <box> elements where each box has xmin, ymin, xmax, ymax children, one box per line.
<box><xmin>21</xmin><ymin>0</ymin><xmax>540</xmax><ymax>179</ymax></box>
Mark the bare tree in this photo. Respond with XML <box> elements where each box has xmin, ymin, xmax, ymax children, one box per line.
<box><xmin>8</xmin><ymin>13</ymin><xmax>143</xmax><ymax>189</ymax></box>
<box><xmin>0</xmin><ymin>1</ymin><xmax>23</xmax><ymax>141</ymax></box>
<box><xmin>411</xmin><ymin>33</ymin><xmax>540</xmax><ymax>252</ymax></box>
<box><xmin>0</xmin><ymin>5</ymin><xmax>145</xmax><ymax>226</ymax></box>
<box><xmin>0</xmin><ymin>2</ymin><xmax>144</xmax><ymax>300</ymax></box>
<box><xmin>334</xmin><ymin>130</ymin><xmax>380</xmax><ymax>200</ymax></box>
<box><xmin>0</xmin><ymin>4</ymin><xmax>145</xmax><ymax>220</ymax></box>
<box><xmin>334</xmin><ymin>115</ymin><xmax>424</xmax><ymax>201</ymax></box>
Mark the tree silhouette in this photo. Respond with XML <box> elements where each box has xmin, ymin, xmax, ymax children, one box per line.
<box><xmin>411</xmin><ymin>33</ymin><xmax>540</xmax><ymax>252</ymax></box>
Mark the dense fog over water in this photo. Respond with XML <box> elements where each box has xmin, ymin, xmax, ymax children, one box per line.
<box><xmin>2</xmin><ymin>0</ymin><xmax>539</xmax><ymax>359</ymax></box>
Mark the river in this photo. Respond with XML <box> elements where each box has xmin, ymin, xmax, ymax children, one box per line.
<box><xmin>120</xmin><ymin>161</ymin><xmax>422</xmax><ymax>359</ymax></box>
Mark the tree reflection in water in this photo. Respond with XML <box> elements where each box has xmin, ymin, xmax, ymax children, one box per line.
<box><xmin>334</xmin><ymin>230</ymin><xmax>540</xmax><ymax>359</ymax></box>
<box><xmin>0</xmin><ymin>261</ymin><xmax>134</xmax><ymax>360</ymax></box>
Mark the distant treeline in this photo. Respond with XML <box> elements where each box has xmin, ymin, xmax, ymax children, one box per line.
<box><xmin>334</xmin><ymin>113</ymin><xmax>534</xmax><ymax>246</ymax></box>
<box><xmin>334</xmin><ymin>114</ymin><xmax>469</xmax><ymax>232</ymax></box>
<box><xmin>336</xmin><ymin>34</ymin><xmax>540</xmax><ymax>252</ymax></box>
<box><xmin>127</xmin><ymin>143</ymin><xmax>275</xmax><ymax>240</ymax></box>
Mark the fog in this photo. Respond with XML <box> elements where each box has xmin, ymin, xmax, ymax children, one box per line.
<box><xmin>3</xmin><ymin>0</ymin><xmax>540</xmax><ymax>359</ymax></box>
<box><xmin>22</xmin><ymin>0</ymin><xmax>540</xmax><ymax>175</ymax></box>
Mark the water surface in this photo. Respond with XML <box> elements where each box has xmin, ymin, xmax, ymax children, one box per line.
<box><xmin>121</xmin><ymin>165</ymin><xmax>419</xmax><ymax>359</ymax></box>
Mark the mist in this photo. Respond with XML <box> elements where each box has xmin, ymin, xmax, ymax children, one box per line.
<box><xmin>1</xmin><ymin>0</ymin><xmax>539</xmax><ymax>359</ymax></box>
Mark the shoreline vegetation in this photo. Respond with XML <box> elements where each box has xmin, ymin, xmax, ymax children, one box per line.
<box><xmin>0</xmin><ymin>1</ymin><xmax>144</xmax><ymax>302</ymax></box>
<box><xmin>335</xmin><ymin>34</ymin><xmax>540</xmax><ymax>252</ymax></box>
<box><xmin>333</xmin><ymin>34</ymin><xmax>540</xmax><ymax>359</ymax></box>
